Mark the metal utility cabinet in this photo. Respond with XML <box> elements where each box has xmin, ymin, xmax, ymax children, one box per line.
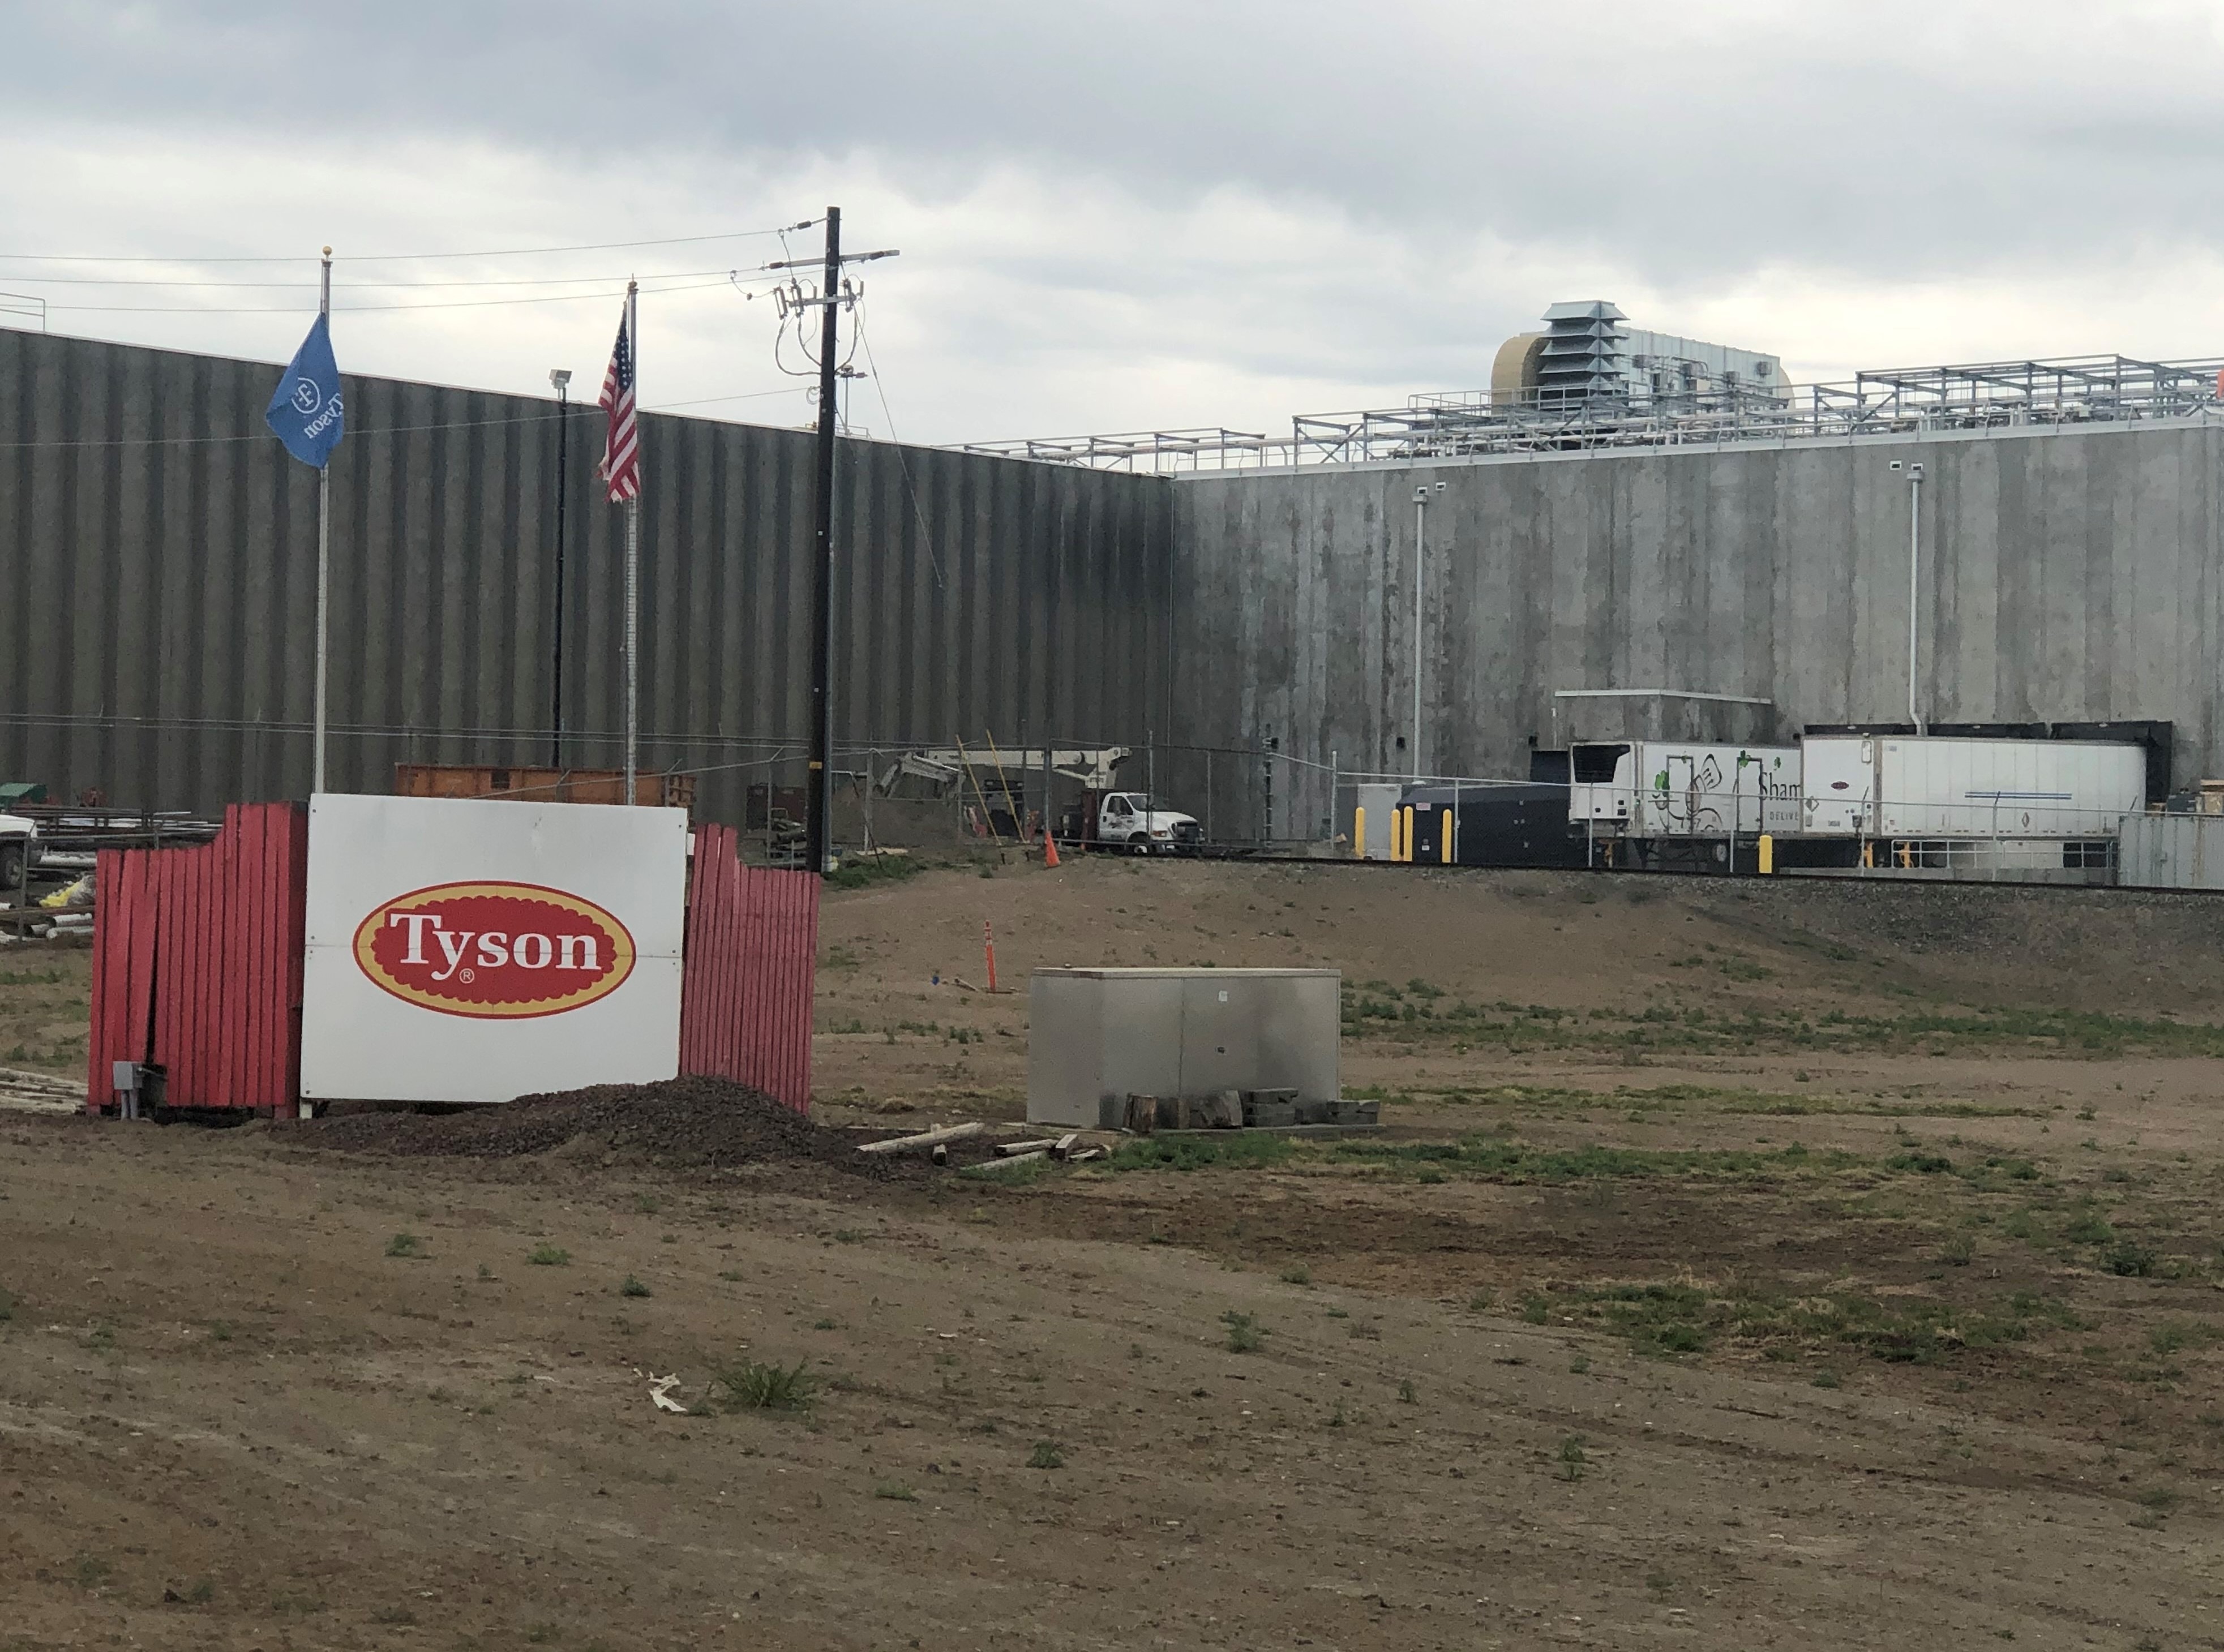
<box><xmin>1027</xmin><ymin>967</ymin><xmax>1340</xmax><ymax>1128</ymax></box>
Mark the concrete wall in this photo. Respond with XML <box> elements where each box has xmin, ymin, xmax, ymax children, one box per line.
<box><xmin>0</xmin><ymin>329</ymin><xmax>1175</xmax><ymax>819</ymax></box>
<box><xmin>1169</xmin><ymin>422</ymin><xmax>2224</xmax><ymax>836</ymax></box>
<box><xmin>14</xmin><ymin>323</ymin><xmax>2224</xmax><ymax>848</ymax></box>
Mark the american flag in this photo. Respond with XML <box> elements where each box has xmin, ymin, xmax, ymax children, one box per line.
<box><xmin>597</xmin><ymin>301</ymin><xmax>640</xmax><ymax>503</ymax></box>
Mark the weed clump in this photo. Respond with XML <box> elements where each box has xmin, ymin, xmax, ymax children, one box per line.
<box><xmin>1222</xmin><ymin>1310</ymin><xmax>1265</xmax><ymax>1353</ymax></box>
<box><xmin>527</xmin><ymin>1245</ymin><xmax>571</xmax><ymax>1267</ymax></box>
<box><xmin>714</xmin><ymin>1358</ymin><xmax>816</xmax><ymax>1412</ymax></box>
<box><xmin>2106</xmin><ymin>1242</ymin><xmax>2157</xmax><ymax>1278</ymax></box>
<box><xmin>1558</xmin><ymin>1435</ymin><xmax>1588</xmax><ymax>1482</ymax></box>
<box><xmin>384</xmin><ymin>1232</ymin><xmax>422</xmax><ymax>1258</ymax></box>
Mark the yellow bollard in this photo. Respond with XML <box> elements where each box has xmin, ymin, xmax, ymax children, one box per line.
<box><xmin>1400</xmin><ymin>806</ymin><xmax>1415</xmax><ymax>863</ymax></box>
<box><xmin>1353</xmin><ymin>805</ymin><xmax>1368</xmax><ymax>859</ymax></box>
<box><xmin>1757</xmin><ymin>833</ymin><xmax>1774</xmax><ymax>875</ymax></box>
<box><xmin>1440</xmin><ymin>808</ymin><xmax>1454</xmax><ymax>864</ymax></box>
<box><xmin>1390</xmin><ymin>806</ymin><xmax>1405</xmax><ymax>863</ymax></box>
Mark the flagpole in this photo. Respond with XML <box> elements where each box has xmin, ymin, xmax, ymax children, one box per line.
<box><xmin>623</xmin><ymin>278</ymin><xmax>639</xmax><ymax>805</ymax></box>
<box><xmin>313</xmin><ymin>244</ymin><xmax>332</xmax><ymax>795</ymax></box>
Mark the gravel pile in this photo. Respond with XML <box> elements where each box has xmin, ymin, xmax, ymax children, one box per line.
<box><xmin>299</xmin><ymin>1074</ymin><xmax>888</xmax><ymax>1174</ymax></box>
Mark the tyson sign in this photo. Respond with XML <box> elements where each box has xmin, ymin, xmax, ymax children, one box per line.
<box><xmin>353</xmin><ymin>882</ymin><xmax>636</xmax><ymax>1018</ymax></box>
<box><xmin>301</xmin><ymin>794</ymin><xmax>686</xmax><ymax>1105</ymax></box>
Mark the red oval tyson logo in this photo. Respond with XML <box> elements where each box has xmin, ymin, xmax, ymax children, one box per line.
<box><xmin>353</xmin><ymin>882</ymin><xmax>637</xmax><ymax>1018</ymax></box>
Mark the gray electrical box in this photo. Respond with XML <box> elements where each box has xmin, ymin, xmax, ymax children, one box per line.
<box><xmin>1026</xmin><ymin>967</ymin><xmax>1340</xmax><ymax>1128</ymax></box>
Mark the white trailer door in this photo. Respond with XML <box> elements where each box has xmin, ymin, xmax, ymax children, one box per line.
<box><xmin>1802</xmin><ymin>737</ymin><xmax>1873</xmax><ymax>835</ymax></box>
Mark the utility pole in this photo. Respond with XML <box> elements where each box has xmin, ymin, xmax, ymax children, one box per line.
<box><xmin>549</xmin><ymin>367</ymin><xmax>571</xmax><ymax>767</ymax></box>
<box><xmin>777</xmin><ymin>211</ymin><xmax>897</xmax><ymax>876</ymax></box>
<box><xmin>807</xmin><ymin>208</ymin><xmax>842</xmax><ymax>874</ymax></box>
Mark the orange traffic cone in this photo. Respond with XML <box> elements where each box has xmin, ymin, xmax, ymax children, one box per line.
<box><xmin>1043</xmin><ymin>831</ymin><xmax>1061</xmax><ymax>868</ymax></box>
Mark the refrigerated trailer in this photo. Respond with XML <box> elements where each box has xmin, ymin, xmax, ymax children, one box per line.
<box><xmin>1567</xmin><ymin>741</ymin><xmax>1801</xmax><ymax>865</ymax></box>
<box><xmin>1796</xmin><ymin>735</ymin><xmax>2147</xmax><ymax>839</ymax></box>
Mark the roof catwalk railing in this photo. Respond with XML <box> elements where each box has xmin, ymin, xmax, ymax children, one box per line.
<box><xmin>957</xmin><ymin>354</ymin><xmax>2224</xmax><ymax>472</ymax></box>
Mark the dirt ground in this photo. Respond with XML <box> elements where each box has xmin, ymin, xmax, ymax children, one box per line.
<box><xmin>6</xmin><ymin>855</ymin><xmax>2224</xmax><ymax>1649</ymax></box>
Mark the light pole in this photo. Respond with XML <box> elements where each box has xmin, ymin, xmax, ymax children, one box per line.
<box><xmin>549</xmin><ymin>367</ymin><xmax>571</xmax><ymax>769</ymax></box>
<box><xmin>1890</xmin><ymin>459</ymin><xmax>1926</xmax><ymax>734</ymax></box>
<box><xmin>1409</xmin><ymin>481</ymin><xmax>1444</xmax><ymax>779</ymax></box>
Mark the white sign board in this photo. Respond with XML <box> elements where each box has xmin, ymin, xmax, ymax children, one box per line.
<box><xmin>300</xmin><ymin>793</ymin><xmax>688</xmax><ymax>1104</ymax></box>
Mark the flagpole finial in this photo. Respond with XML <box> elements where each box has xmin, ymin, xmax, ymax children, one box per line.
<box><xmin>322</xmin><ymin>245</ymin><xmax>332</xmax><ymax>260</ymax></box>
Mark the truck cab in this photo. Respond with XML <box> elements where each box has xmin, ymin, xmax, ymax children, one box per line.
<box><xmin>0</xmin><ymin>812</ymin><xmax>37</xmax><ymax>891</ymax></box>
<box><xmin>1095</xmin><ymin>792</ymin><xmax>1202</xmax><ymax>855</ymax></box>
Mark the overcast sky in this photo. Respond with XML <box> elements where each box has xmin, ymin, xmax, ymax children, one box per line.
<box><xmin>8</xmin><ymin>2</ymin><xmax>2224</xmax><ymax>445</ymax></box>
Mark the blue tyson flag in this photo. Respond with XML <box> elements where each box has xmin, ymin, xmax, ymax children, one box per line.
<box><xmin>264</xmin><ymin>313</ymin><xmax>345</xmax><ymax>468</ymax></box>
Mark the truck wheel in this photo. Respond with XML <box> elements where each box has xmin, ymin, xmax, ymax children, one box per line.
<box><xmin>1128</xmin><ymin>834</ymin><xmax>1151</xmax><ymax>856</ymax></box>
<box><xmin>0</xmin><ymin>843</ymin><xmax>22</xmax><ymax>891</ymax></box>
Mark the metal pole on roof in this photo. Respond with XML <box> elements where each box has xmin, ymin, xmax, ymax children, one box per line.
<box><xmin>1895</xmin><ymin>459</ymin><xmax>1927</xmax><ymax>735</ymax></box>
<box><xmin>1411</xmin><ymin>486</ymin><xmax>1426</xmax><ymax>778</ymax></box>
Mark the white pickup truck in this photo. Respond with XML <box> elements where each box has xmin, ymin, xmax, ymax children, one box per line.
<box><xmin>1094</xmin><ymin>792</ymin><xmax>1203</xmax><ymax>855</ymax></box>
<box><xmin>0</xmin><ymin>813</ymin><xmax>37</xmax><ymax>891</ymax></box>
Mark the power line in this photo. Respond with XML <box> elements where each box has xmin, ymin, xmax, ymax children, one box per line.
<box><xmin>0</xmin><ymin>389</ymin><xmax>800</xmax><ymax>451</ymax></box>
<box><xmin>5</xmin><ymin>266</ymin><xmax>745</xmax><ymax>290</ymax></box>
<box><xmin>0</xmin><ymin>222</ymin><xmax>820</xmax><ymax>267</ymax></box>
<box><xmin>650</xmin><ymin>388</ymin><xmax>805</xmax><ymax>411</ymax></box>
<box><xmin>40</xmin><ymin>276</ymin><xmax>739</xmax><ymax>316</ymax></box>
<box><xmin>852</xmin><ymin>304</ymin><xmax>947</xmax><ymax>590</ymax></box>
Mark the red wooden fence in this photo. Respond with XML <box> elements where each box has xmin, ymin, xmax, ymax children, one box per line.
<box><xmin>85</xmin><ymin>801</ymin><xmax>308</xmax><ymax>1113</ymax></box>
<box><xmin>87</xmin><ymin>807</ymin><xmax>811</xmax><ymax>1115</ymax></box>
<box><xmin>678</xmin><ymin>825</ymin><xmax>820</xmax><ymax>1111</ymax></box>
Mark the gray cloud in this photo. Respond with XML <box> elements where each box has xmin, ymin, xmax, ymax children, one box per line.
<box><xmin>10</xmin><ymin>3</ymin><xmax>2224</xmax><ymax>439</ymax></box>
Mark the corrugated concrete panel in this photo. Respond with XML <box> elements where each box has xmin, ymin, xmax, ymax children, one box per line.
<box><xmin>0</xmin><ymin>329</ymin><xmax>1177</xmax><ymax>819</ymax></box>
<box><xmin>1171</xmin><ymin>422</ymin><xmax>2224</xmax><ymax>829</ymax></box>
<box><xmin>2120</xmin><ymin>811</ymin><xmax>2224</xmax><ymax>890</ymax></box>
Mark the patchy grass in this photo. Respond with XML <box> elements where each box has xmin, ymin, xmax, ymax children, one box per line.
<box><xmin>1327</xmin><ymin>1135</ymin><xmax>1859</xmax><ymax>1183</ymax></box>
<box><xmin>526</xmin><ymin>1245</ymin><xmax>571</xmax><ymax>1267</ymax></box>
<box><xmin>1027</xmin><ymin>1440</ymin><xmax>1065</xmax><ymax>1470</ymax></box>
<box><xmin>1348</xmin><ymin>1079</ymin><xmax>2038</xmax><ymax>1119</ymax></box>
<box><xmin>1109</xmin><ymin>1134</ymin><xmax>1296</xmax><ymax>1173</ymax></box>
<box><xmin>1338</xmin><ymin>985</ymin><xmax>2224</xmax><ymax>1061</ymax></box>
<box><xmin>619</xmin><ymin>1275</ymin><xmax>651</xmax><ymax>1298</ymax></box>
<box><xmin>384</xmin><ymin>1232</ymin><xmax>422</xmax><ymax>1259</ymax></box>
<box><xmin>1544</xmin><ymin>1280</ymin><xmax>2088</xmax><ymax>1366</ymax></box>
<box><xmin>824</xmin><ymin>854</ymin><xmax>924</xmax><ymax>892</ymax></box>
